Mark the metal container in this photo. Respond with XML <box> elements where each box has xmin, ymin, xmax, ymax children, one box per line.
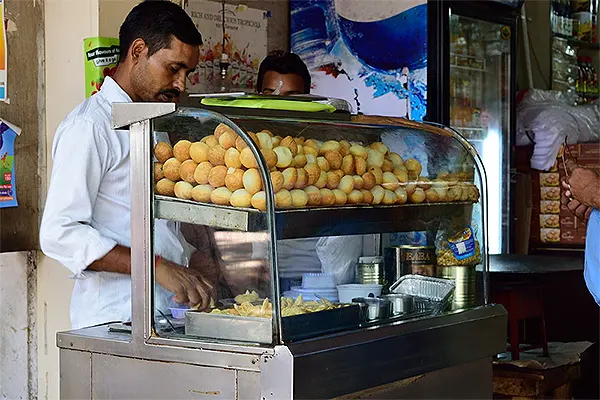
<box><xmin>389</xmin><ymin>274</ymin><xmax>455</xmax><ymax>313</ymax></box>
<box><xmin>437</xmin><ymin>265</ymin><xmax>476</xmax><ymax>310</ymax></box>
<box><xmin>399</xmin><ymin>245</ymin><xmax>437</xmax><ymax>277</ymax></box>
<box><xmin>383</xmin><ymin>246</ymin><xmax>403</xmax><ymax>291</ymax></box>
<box><xmin>380</xmin><ymin>294</ymin><xmax>415</xmax><ymax>315</ymax></box>
<box><xmin>356</xmin><ymin>256</ymin><xmax>385</xmax><ymax>285</ymax></box>
<box><xmin>352</xmin><ymin>297</ymin><xmax>391</xmax><ymax>321</ymax></box>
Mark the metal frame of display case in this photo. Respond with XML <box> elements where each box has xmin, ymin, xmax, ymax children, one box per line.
<box><xmin>57</xmin><ymin>103</ymin><xmax>507</xmax><ymax>399</ymax></box>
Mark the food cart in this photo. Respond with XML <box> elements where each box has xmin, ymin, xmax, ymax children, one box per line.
<box><xmin>58</xmin><ymin>100</ymin><xmax>507</xmax><ymax>399</ymax></box>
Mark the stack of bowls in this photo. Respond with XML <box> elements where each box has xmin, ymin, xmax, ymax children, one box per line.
<box><xmin>286</xmin><ymin>273</ymin><xmax>339</xmax><ymax>302</ymax></box>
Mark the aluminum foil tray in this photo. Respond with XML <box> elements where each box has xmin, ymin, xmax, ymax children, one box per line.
<box><xmin>389</xmin><ymin>275</ymin><xmax>455</xmax><ymax>313</ymax></box>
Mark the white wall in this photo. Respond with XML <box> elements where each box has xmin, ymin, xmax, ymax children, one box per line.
<box><xmin>39</xmin><ymin>1</ymin><xmax>99</xmax><ymax>399</ymax></box>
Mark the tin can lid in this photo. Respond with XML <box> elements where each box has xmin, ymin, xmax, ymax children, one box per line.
<box><xmin>358</xmin><ymin>256</ymin><xmax>383</xmax><ymax>264</ymax></box>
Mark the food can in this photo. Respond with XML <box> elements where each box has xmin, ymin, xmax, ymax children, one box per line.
<box><xmin>355</xmin><ymin>256</ymin><xmax>385</xmax><ymax>286</ymax></box>
<box><xmin>400</xmin><ymin>246</ymin><xmax>436</xmax><ymax>277</ymax></box>
<box><xmin>383</xmin><ymin>246</ymin><xmax>403</xmax><ymax>291</ymax></box>
<box><xmin>437</xmin><ymin>265</ymin><xmax>476</xmax><ymax>310</ymax></box>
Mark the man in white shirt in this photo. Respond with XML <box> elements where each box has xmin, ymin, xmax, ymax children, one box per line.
<box><xmin>40</xmin><ymin>1</ymin><xmax>217</xmax><ymax>329</ymax></box>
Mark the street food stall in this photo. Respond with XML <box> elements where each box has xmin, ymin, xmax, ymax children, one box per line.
<box><xmin>58</xmin><ymin>98</ymin><xmax>507</xmax><ymax>399</ymax></box>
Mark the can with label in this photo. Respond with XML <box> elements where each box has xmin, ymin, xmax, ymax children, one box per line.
<box><xmin>400</xmin><ymin>246</ymin><xmax>436</xmax><ymax>277</ymax></box>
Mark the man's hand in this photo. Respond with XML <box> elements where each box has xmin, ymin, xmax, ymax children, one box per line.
<box><xmin>566</xmin><ymin>167</ymin><xmax>600</xmax><ymax>209</ymax></box>
<box><xmin>155</xmin><ymin>258</ymin><xmax>215</xmax><ymax>310</ymax></box>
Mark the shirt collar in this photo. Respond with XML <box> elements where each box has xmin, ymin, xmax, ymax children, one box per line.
<box><xmin>100</xmin><ymin>76</ymin><xmax>133</xmax><ymax>103</ymax></box>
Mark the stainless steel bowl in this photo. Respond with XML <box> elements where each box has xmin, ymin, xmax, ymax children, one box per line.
<box><xmin>352</xmin><ymin>297</ymin><xmax>391</xmax><ymax>321</ymax></box>
<box><xmin>380</xmin><ymin>294</ymin><xmax>415</xmax><ymax>315</ymax></box>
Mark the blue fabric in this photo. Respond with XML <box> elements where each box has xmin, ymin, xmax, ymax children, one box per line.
<box><xmin>585</xmin><ymin>209</ymin><xmax>600</xmax><ymax>306</ymax></box>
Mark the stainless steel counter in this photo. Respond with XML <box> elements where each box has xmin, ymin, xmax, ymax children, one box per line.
<box><xmin>484</xmin><ymin>254</ymin><xmax>584</xmax><ymax>274</ymax></box>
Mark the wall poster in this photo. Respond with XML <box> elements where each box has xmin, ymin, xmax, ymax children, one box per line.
<box><xmin>0</xmin><ymin>0</ymin><xmax>7</xmax><ymax>101</ymax></box>
<box><xmin>0</xmin><ymin>119</ymin><xmax>21</xmax><ymax>208</ymax></box>
<box><xmin>291</xmin><ymin>0</ymin><xmax>427</xmax><ymax>120</ymax></box>
<box><xmin>184</xmin><ymin>0</ymin><xmax>268</xmax><ymax>93</ymax></box>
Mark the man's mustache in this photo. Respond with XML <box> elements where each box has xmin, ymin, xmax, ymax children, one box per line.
<box><xmin>159</xmin><ymin>89</ymin><xmax>180</xmax><ymax>99</ymax></box>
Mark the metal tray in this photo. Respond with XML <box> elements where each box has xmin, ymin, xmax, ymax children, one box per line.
<box><xmin>389</xmin><ymin>275</ymin><xmax>455</xmax><ymax>313</ymax></box>
<box><xmin>155</xmin><ymin>195</ymin><xmax>474</xmax><ymax>239</ymax></box>
<box><xmin>185</xmin><ymin>304</ymin><xmax>361</xmax><ymax>343</ymax></box>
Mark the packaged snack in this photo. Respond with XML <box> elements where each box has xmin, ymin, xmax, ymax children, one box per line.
<box><xmin>540</xmin><ymin>214</ymin><xmax>560</xmax><ymax>228</ymax></box>
<box><xmin>84</xmin><ymin>37</ymin><xmax>120</xmax><ymax>98</ymax></box>
<box><xmin>437</xmin><ymin>226</ymin><xmax>482</xmax><ymax>267</ymax></box>
<box><xmin>540</xmin><ymin>186</ymin><xmax>560</xmax><ymax>201</ymax></box>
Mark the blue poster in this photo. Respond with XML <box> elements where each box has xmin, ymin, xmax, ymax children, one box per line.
<box><xmin>291</xmin><ymin>0</ymin><xmax>427</xmax><ymax>121</ymax></box>
<box><xmin>0</xmin><ymin>119</ymin><xmax>20</xmax><ymax>208</ymax></box>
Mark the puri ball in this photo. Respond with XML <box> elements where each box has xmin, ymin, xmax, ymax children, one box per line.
<box><xmin>154</xmin><ymin>162</ymin><xmax>164</xmax><ymax>182</ymax></box>
<box><xmin>261</xmin><ymin>149</ymin><xmax>278</xmax><ymax>169</ymax></box>
<box><xmin>314</xmin><ymin>170</ymin><xmax>328</xmax><ymax>189</ymax></box>
<box><xmin>355</xmin><ymin>157</ymin><xmax>367</xmax><ymax>175</ymax></box>
<box><xmin>348</xmin><ymin>189</ymin><xmax>364</xmax><ymax>204</ymax></box>
<box><xmin>304</xmin><ymin>186</ymin><xmax>321</xmax><ymax>206</ymax></box>
<box><xmin>341</xmin><ymin>155</ymin><xmax>356</xmax><ymax>175</ymax></box>
<box><xmin>270</xmin><ymin>171</ymin><xmax>284</xmax><ymax>192</ymax></box>
<box><xmin>409</xmin><ymin>188</ymin><xmax>426</xmax><ymax>204</ymax></box>
<box><xmin>208</xmin><ymin>145</ymin><xmax>226</xmax><ymax>166</ymax></box>
<box><xmin>282</xmin><ymin>167</ymin><xmax>298</xmax><ymax>190</ymax></box>
<box><xmin>173</xmin><ymin>140</ymin><xmax>192</xmax><ymax>162</ymax></box>
<box><xmin>382</xmin><ymin>172</ymin><xmax>400</xmax><ymax>191</ymax></box>
<box><xmin>210</xmin><ymin>187</ymin><xmax>232</xmax><ymax>205</ymax></box>
<box><xmin>339</xmin><ymin>140</ymin><xmax>351</xmax><ymax>156</ymax></box>
<box><xmin>295</xmin><ymin>168</ymin><xmax>308</xmax><ymax>189</ymax></box>
<box><xmin>201</xmin><ymin>135</ymin><xmax>219</xmax><ymax>148</ymax></box>
<box><xmin>367</xmin><ymin>149</ymin><xmax>384</xmax><ymax>168</ymax></box>
<box><xmin>214</xmin><ymin>123</ymin><xmax>234</xmax><ymax>139</ymax></box>
<box><xmin>275</xmin><ymin>189</ymin><xmax>292</xmax><ymax>209</ymax></box>
<box><xmin>208</xmin><ymin>165</ymin><xmax>228</xmax><ymax>188</ymax></box>
<box><xmin>240</xmin><ymin>147</ymin><xmax>258</xmax><ymax>169</ymax></box>
<box><xmin>320</xmin><ymin>188</ymin><xmax>335</xmax><ymax>206</ymax></box>
<box><xmin>369</xmin><ymin>166</ymin><xmax>383</xmax><ymax>185</ymax></box>
<box><xmin>370</xmin><ymin>142</ymin><xmax>389</xmax><ymax>155</ymax></box>
<box><xmin>332</xmin><ymin>189</ymin><xmax>348</xmax><ymax>206</ymax></box>
<box><xmin>154</xmin><ymin>142</ymin><xmax>173</xmax><ymax>163</ymax></box>
<box><xmin>371</xmin><ymin>185</ymin><xmax>385</xmax><ymax>205</ymax></box>
<box><xmin>388</xmin><ymin>152</ymin><xmax>403</xmax><ymax>167</ymax></box>
<box><xmin>382</xmin><ymin>159</ymin><xmax>393</xmax><ymax>172</ymax></box>
<box><xmin>404</xmin><ymin>159</ymin><xmax>422</xmax><ymax>180</ymax></box>
<box><xmin>290</xmin><ymin>189</ymin><xmax>309</xmax><ymax>208</ymax></box>
<box><xmin>294</xmin><ymin>154</ymin><xmax>307</xmax><ymax>168</ymax></box>
<box><xmin>360</xmin><ymin>189</ymin><xmax>374</xmax><ymax>204</ymax></box>
<box><xmin>353</xmin><ymin>175</ymin><xmax>364</xmax><ymax>190</ymax></box>
<box><xmin>394</xmin><ymin>168</ymin><xmax>409</xmax><ymax>183</ymax></box>
<box><xmin>362</xmin><ymin>172</ymin><xmax>376</xmax><ymax>190</ymax></box>
<box><xmin>251</xmin><ymin>191</ymin><xmax>267</xmax><ymax>211</ymax></box>
<box><xmin>230</xmin><ymin>189</ymin><xmax>253</xmax><ymax>208</ymax></box>
<box><xmin>273</xmin><ymin>146</ymin><xmax>293</xmax><ymax>168</ymax></box>
<box><xmin>382</xmin><ymin>189</ymin><xmax>397</xmax><ymax>205</ymax></box>
<box><xmin>243</xmin><ymin>169</ymin><xmax>262</xmax><ymax>195</ymax></box>
<box><xmin>224</xmin><ymin>147</ymin><xmax>242</xmax><ymax>169</ymax></box>
<box><xmin>194</xmin><ymin>161</ymin><xmax>212</xmax><ymax>185</ymax></box>
<box><xmin>163</xmin><ymin>158</ymin><xmax>182</xmax><ymax>181</ymax></box>
<box><xmin>395</xmin><ymin>187</ymin><xmax>408</xmax><ymax>204</ymax></box>
<box><xmin>339</xmin><ymin>175</ymin><xmax>355</xmax><ymax>194</ymax></box>
<box><xmin>257</xmin><ymin>131</ymin><xmax>273</xmax><ymax>150</ymax></box>
<box><xmin>324</xmin><ymin>151</ymin><xmax>342</xmax><ymax>170</ymax></box>
<box><xmin>225</xmin><ymin>168</ymin><xmax>245</xmax><ymax>191</ymax></box>
<box><xmin>179</xmin><ymin>160</ymin><xmax>198</xmax><ymax>183</ymax></box>
<box><xmin>155</xmin><ymin>178</ymin><xmax>175</xmax><ymax>197</ymax></box>
<box><xmin>189</xmin><ymin>142</ymin><xmax>209</xmax><ymax>163</ymax></box>
<box><xmin>326</xmin><ymin>171</ymin><xmax>341</xmax><ymax>190</ymax></box>
<box><xmin>280</xmin><ymin>136</ymin><xmax>298</xmax><ymax>156</ymax></box>
<box><xmin>319</xmin><ymin>140</ymin><xmax>341</xmax><ymax>155</ymax></box>
<box><xmin>218</xmin><ymin>131</ymin><xmax>237</xmax><ymax>149</ymax></box>
<box><xmin>174</xmin><ymin>181</ymin><xmax>194</xmax><ymax>200</ymax></box>
<box><xmin>191</xmin><ymin>184</ymin><xmax>213</xmax><ymax>203</ymax></box>
<box><xmin>349</xmin><ymin>144</ymin><xmax>368</xmax><ymax>159</ymax></box>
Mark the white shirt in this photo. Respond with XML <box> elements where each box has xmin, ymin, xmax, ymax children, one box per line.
<box><xmin>40</xmin><ymin>77</ymin><xmax>191</xmax><ymax>329</ymax></box>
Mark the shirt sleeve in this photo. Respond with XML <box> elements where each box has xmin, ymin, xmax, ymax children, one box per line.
<box><xmin>584</xmin><ymin>209</ymin><xmax>600</xmax><ymax>306</ymax></box>
<box><xmin>40</xmin><ymin>118</ymin><xmax>118</xmax><ymax>277</ymax></box>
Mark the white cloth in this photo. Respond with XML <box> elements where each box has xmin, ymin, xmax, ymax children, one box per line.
<box><xmin>40</xmin><ymin>77</ymin><xmax>191</xmax><ymax>329</ymax></box>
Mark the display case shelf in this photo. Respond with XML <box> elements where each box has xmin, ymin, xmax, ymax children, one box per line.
<box><xmin>155</xmin><ymin>195</ymin><xmax>475</xmax><ymax>239</ymax></box>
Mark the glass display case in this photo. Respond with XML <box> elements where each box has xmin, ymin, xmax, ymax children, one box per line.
<box><xmin>145</xmin><ymin>105</ymin><xmax>488</xmax><ymax>345</ymax></box>
<box><xmin>57</xmin><ymin>102</ymin><xmax>506</xmax><ymax>400</ymax></box>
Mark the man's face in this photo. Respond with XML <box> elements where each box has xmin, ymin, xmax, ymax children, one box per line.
<box><xmin>261</xmin><ymin>71</ymin><xmax>306</xmax><ymax>96</ymax></box>
<box><xmin>130</xmin><ymin>36</ymin><xmax>199</xmax><ymax>102</ymax></box>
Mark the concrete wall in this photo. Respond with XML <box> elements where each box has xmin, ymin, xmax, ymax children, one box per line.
<box><xmin>38</xmin><ymin>1</ymin><xmax>99</xmax><ymax>399</ymax></box>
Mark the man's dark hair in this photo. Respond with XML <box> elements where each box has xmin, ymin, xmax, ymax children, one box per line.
<box><xmin>119</xmin><ymin>0</ymin><xmax>203</xmax><ymax>61</ymax></box>
<box><xmin>257</xmin><ymin>50</ymin><xmax>311</xmax><ymax>94</ymax></box>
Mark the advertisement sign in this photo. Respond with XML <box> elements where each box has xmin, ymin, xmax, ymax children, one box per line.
<box><xmin>84</xmin><ymin>37</ymin><xmax>120</xmax><ymax>98</ymax></box>
<box><xmin>0</xmin><ymin>0</ymin><xmax>7</xmax><ymax>102</ymax></box>
<box><xmin>185</xmin><ymin>0</ymin><xmax>268</xmax><ymax>93</ymax></box>
<box><xmin>291</xmin><ymin>0</ymin><xmax>428</xmax><ymax>120</ymax></box>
